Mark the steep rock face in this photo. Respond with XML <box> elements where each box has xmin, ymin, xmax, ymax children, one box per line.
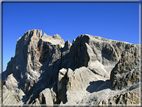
<box><xmin>110</xmin><ymin>45</ymin><xmax>140</xmax><ymax>90</ymax></box>
<box><xmin>3</xmin><ymin>29</ymin><xmax>67</xmax><ymax>104</ymax></box>
<box><xmin>65</xmin><ymin>34</ymin><xmax>138</xmax><ymax>79</ymax></box>
<box><xmin>2</xmin><ymin>29</ymin><xmax>140</xmax><ymax>106</ymax></box>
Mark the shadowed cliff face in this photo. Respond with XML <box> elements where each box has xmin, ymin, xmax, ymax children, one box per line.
<box><xmin>2</xmin><ymin>29</ymin><xmax>140</xmax><ymax>106</ymax></box>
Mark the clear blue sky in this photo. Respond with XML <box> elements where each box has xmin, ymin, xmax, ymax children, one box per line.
<box><xmin>3</xmin><ymin>2</ymin><xmax>139</xmax><ymax>71</ymax></box>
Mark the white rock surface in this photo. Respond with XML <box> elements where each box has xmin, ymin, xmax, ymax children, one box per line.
<box><xmin>38</xmin><ymin>88</ymin><xmax>53</xmax><ymax>105</ymax></box>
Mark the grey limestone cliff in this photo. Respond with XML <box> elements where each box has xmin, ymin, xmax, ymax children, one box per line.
<box><xmin>2</xmin><ymin>29</ymin><xmax>141</xmax><ymax>106</ymax></box>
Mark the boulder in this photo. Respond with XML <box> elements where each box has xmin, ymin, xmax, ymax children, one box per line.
<box><xmin>38</xmin><ymin>88</ymin><xmax>53</xmax><ymax>105</ymax></box>
<box><xmin>57</xmin><ymin>67</ymin><xmax>107</xmax><ymax>105</ymax></box>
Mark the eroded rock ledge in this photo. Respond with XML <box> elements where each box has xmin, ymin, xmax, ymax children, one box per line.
<box><xmin>2</xmin><ymin>29</ymin><xmax>140</xmax><ymax>106</ymax></box>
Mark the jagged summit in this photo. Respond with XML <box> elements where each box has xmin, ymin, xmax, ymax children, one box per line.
<box><xmin>2</xmin><ymin>29</ymin><xmax>140</xmax><ymax>106</ymax></box>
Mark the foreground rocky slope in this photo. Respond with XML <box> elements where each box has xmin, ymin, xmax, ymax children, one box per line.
<box><xmin>2</xmin><ymin>29</ymin><xmax>140</xmax><ymax>106</ymax></box>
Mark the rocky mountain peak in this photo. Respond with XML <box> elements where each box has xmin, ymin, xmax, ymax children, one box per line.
<box><xmin>53</xmin><ymin>34</ymin><xmax>62</xmax><ymax>39</ymax></box>
<box><xmin>64</xmin><ymin>40</ymin><xmax>71</xmax><ymax>50</ymax></box>
<box><xmin>2</xmin><ymin>29</ymin><xmax>140</xmax><ymax>106</ymax></box>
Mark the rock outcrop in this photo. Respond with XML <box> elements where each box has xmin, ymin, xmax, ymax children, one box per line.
<box><xmin>110</xmin><ymin>45</ymin><xmax>139</xmax><ymax>90</ymax></box>
<box><xmin>1</xmin><ymin>29</ymin><xmax>140</xmax><ymax>106</ymax></box>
